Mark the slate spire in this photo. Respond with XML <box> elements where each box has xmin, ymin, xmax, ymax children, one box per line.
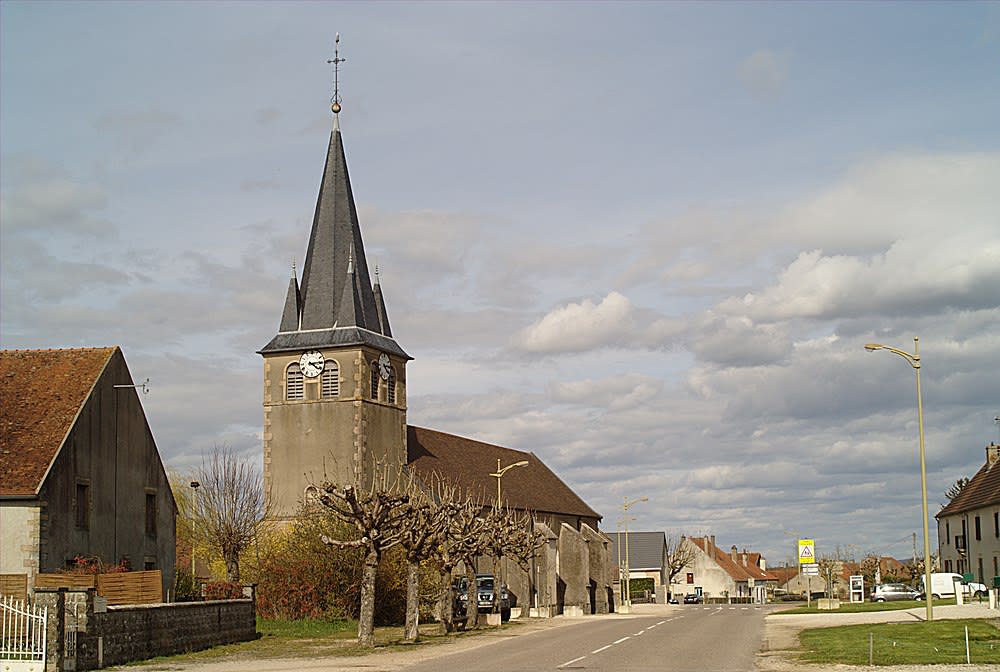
<box><xmin>259</xmin><ymin>106</ymin><xmax>409</xmax><ymax>360</ymax></box>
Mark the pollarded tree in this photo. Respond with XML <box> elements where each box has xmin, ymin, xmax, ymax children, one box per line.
<box><xmin>195</xmin><ymin>444</ymin><xmax>270</xmax><ymax>583</ymax></box>
<box><xmin>426</xmin><ymin>487</ymin><xmax>484</xmax><ymax>633</ymax></box>
<box><xmin>318</xmin><ymin>464</ymin><xmax>410</xmax><ymax>647</ymax></box>
<box><xmin>665</xmin><ymin>535</ymin><xmax>699</xmax><ymax>596</ymax></box>
<box><xmin>395</xmin><ymin>471</ymin><xmax>455</xmax><ymax>641</ymax></box>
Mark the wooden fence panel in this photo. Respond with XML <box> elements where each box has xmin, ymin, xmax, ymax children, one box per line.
<box><xmin>0</xmin><ymin>573</ymin><xmax>28</xmax><ymax>602</ymax></box>
<box><xmin>96</xmin><ymin>570</ymin><xmax>163</xmax><ymax>605</ymax></box>
<box><xmin>34</xmin><ymin>574</ymin><xmax>95</xmax><ymax>590</ymax></box>
<box><xmin>32</xmin><ymin>570</ymin><xmax>162</xmax><ymax>604</ymax></box>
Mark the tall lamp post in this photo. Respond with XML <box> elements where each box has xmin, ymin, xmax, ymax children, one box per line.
<box><xmin>189</xmin><ymin>480</ymin><xmax>200</xmax><ymax>581</ymax></box>
<box><xmin>622</xmin><ymin>496</ymin><xmax>648</xmax><ymax>609</ymax></box>
<box><xmin>489</xmin><ymin>458</ymin><xmax>528</xmax><ymax>618</ymax></box>
<box><xmin>490</xmin><ymin>458</ymin><xmax>529</xmax><ymax>507</ymax></box>
<box><xmin>865</xmin><ymin>337</ymin><xmax>932</xmax><ymax>622</ymax></box>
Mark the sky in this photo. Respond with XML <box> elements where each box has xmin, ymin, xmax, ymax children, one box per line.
<box><xmin>2</xmin><ymin>0</ymin><xmax>998</xmax><ymax>566</ymax></box>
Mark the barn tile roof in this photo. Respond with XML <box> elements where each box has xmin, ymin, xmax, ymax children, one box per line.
<box><xmin>608</xmin><ymin>531</ymin><xmax>667</xmax><ymax>570</ymax></box>
<box><xmin>406</xmin><ymin>425</ymin><xmax>601</xmax><ymax>521</ymax></box>
<box><xmin>936</xmin><ymin>445</ymin><xmax>1000</xmax><ymax>518</ymax></box>
<box><xmin>0</xmin><ymin>347</ymin><xmax>116</xmax><ymax>497</ymax></box>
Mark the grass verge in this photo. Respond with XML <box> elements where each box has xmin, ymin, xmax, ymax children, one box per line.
<box><xmin>797</xmin><ymin>618</ymin><xmax>1000</xmax><ymax>666</ymax></box>
<box><xmin>119</xmin><ymin>618</ymin><xmax>513</xmax><ymax>667</ymax></box>
<box><xmin>776</xmin><ymin>597</ymin><xmax>972</xmax><ymax>615</ymax></box>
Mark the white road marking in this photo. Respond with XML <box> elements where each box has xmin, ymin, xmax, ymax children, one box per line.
<box><xmin>593</xmin><ymin>645</ymin><xmax>612</xmax><ymax>653</ymax></box>
<box><xmin>559</xmin><ymin>655</ymin><xmax>588</xmax><ymax>667</ymax></box>
<box><xmin>614</xmin><ymin>636</ymin><xmax>631</xmax><ymax>644</ymax></box>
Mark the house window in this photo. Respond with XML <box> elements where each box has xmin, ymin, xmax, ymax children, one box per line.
<box><xmin>75</xmin><ymin>481</ymin><xmax>90</xmax><ymax>530</ymax></box>
<box><xmin>994</xmin><ymin>512</ymin><xmax>998</xmax><ymax>538</ymax></box>
<box><xmin>370</xmin><ymin>364</ymin><xmax>379</xmax><ymax>400</ymax></box>
<box><xmin>945</xmin><ymin>559</ymin><xmax>952</xmax><ymax>572</ymax></box>
<box><xmin>976</xmin><ymin>516</ymin><xmax>982</xmax><ymax>541</ymax></box>
<box><xmin>145</xmin><ymin>491</ymin><xmax>157</xmax><ymax>537</ymax></box>
<box><xmin>946</xmin><ymin>521</ymin><xmax>951</xmax><ymax>544</ymax></box>
<box><xmin>994</xmin><ymin>557</ymin><xmax>998</xmax><ymax>578</ymax></box>
<box><xmin>386</xmin><ymin>367</ymin><xmax>396</xmax><ymax>404</ymax></box>
<box><xmin>978</xmin><ymin>557</ymin><xmax>984</xmax><ymax>584</ymax></box>
<box><xmin>286</xmin><ymin>363</ymin><xmax>304</xmax><ymax>400</ymax></box>
<box><xmin>686</xmin><ymin>573</ymin><xmax>694</xmax><ymax>584</ymax></box>
<box><xmin>321</xmin><ymin>361</ymin><xmax>339</xmax><ymax>398</ymax></box>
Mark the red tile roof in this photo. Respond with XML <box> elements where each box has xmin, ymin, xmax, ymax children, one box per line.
<box><xmin>406</xmin><ymin>425</ymin><xmax>601</xmax><ymax>520</ymax></box>
<box><xmin>937</xmin><ymin>445</ymin><xmax>1000</xmax><ymax>517</ymax></box>
<box><xmin>690</xmin><ymin>537</ymin><xmax>777</xmax><ymax>582</ymax></box>
<box><xmin>0</xmin><ymin>348</ymin><xmax>115</xmax><ymax>496</ymax></box>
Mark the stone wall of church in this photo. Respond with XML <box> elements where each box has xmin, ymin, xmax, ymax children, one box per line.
<box><xmin>558</xmin><ymin>523</ymin><xmax>591</xmax><ymax>615</ymax></box>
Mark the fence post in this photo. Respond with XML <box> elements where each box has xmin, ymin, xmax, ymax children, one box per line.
<box><xmin>33</xmin><ymin>587</ymin><xmax>65</xmax><ymax>672</ymax></box>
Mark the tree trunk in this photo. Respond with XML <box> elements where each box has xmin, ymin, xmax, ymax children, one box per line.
<box><xmin>438</xmin><ymin>569</ymin><xmax>455</xmax><ymax>634</ymax></box>
<box><xmin>357</xmin><ymin>548</ymin><xmax>380</xmax><ymax>647</ymax></box>
<box><xmin>404</xmin><ymin>559</ymin><xmax>420</xmax><ymax>641</ymax></box>
<box><xmin>465</xmin><ymin>564</ymin><xmax>479</xmax><ymax>627</ymax></box>
<box><xmin>224</xmin><ymin>549</ymin><xmax>240</xmax><ymax>583</ymax></box>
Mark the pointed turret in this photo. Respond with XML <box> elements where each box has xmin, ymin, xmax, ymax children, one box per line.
<box><xmin>373</xmin><ymin>269</ymin><xmax>392</xmax><ymax>337</ymax></box>
<box><xmin>278</xmin><ymin>265</ymin><xmax>301</xmax><ymax>332</ymax></box>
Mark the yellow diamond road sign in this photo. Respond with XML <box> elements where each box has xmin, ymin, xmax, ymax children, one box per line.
<box><xmin>798</xmin><ymin>539</ymin><xmax>815</xmax><ymax>564</ymax></box>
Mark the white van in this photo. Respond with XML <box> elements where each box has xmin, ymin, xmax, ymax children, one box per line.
<box><xmin>921</xmin><ymin>572</ymin><xmax>988</xmax><ymax>598</ymax></box>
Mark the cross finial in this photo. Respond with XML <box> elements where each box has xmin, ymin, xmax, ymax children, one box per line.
<box><xmin>327</xmin><ymin>33</ymin><xmax>346</xmax><ymax>115</ymax></box>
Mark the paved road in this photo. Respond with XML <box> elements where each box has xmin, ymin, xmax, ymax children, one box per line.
<box><xmin>403</xmin><ymin>604</ymin><xmax>773</xmax><ymax>672</ymax></box>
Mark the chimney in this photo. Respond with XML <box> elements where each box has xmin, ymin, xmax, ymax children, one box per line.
<box><xmin>709</xmin><ymin>535</ymin><xmax>715</xmax><ymax>555</ymax></box>
<box><xmin>731</xmin><ymin>545</ymin><xmax>738</xmax><ymax>563</ymax></box>
<box><xmin>987</xmin><ymin>443</ymin><xmax>1000</xmax><ymax>466</ymax></box>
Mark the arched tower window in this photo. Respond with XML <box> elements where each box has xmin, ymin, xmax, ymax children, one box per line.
<box><xmin>321</xmin><ymin>360</ymin><xmax>339</xmax><ymax>398</ymax></box>
<box><xmin>370</xmin><ymin>362</ymin><xmax>379</xmax><ymax>400</ymax></box>
<box><xmin>386</xmin><ymin>367</ymin><xmax>396</xmax><ymax>404</ymax></box>
<box><xmin>286</xmin><ymin>363</ymin><xmax>304</xmax><ymax>400</ymax></box>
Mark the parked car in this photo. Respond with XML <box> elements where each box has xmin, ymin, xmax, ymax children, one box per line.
<box><xmin>683</xmin><ymin>593</ymin><xmax>702</xmax><ymax>604</ymax></box>
<box><xmin>870</xmin><ymin>583</ymin><xmax>921</xmax><ymax>602</ymax></box>
<box><xmin>454</xmin><ymin>574</ymin><xmax>511</xmax><ymax>623</ymax></box>
<box><xmin>921</xmin><ymin>572</ymin><xmax>988</xmax><ymax>599</ymax></box>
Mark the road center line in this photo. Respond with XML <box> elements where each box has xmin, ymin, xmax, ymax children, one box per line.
<box><xmin>614</xmin><ymin>636</ymin><xmax>631</xmax><ymax>644</ymax></box>
<box><xmin>592</xmin><ymin>645</ymin><xmax>612</xmax><ymax>653</ymax></box>
<box><xmin>559</xmin><ymin>655</ymin><xmax>588</xmax><ymax>667</ymax></box>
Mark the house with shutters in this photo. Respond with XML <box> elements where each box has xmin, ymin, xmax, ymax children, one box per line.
<box><xmin>256</xmin><ymin>90</ymin><xmax>613</xmax><ymax>616</ymax></box>
<box><xmin>0</xmin><ymin>347</ymin><xmax>176</xmax><ymax>598</ymax></box>
<box><xmin>676</xmin><ymin>536</ymin><xmax>776</xmax><ymax>603</ymax></box>
<box><xmin>936</xmin><ymin>442</ymin><xmax>1000</xmax><ymax>585</ymax></box>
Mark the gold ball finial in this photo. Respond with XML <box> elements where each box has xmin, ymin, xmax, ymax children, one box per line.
<box><xmin>331</xmin><ymin>101</ymin><xmax>341</xmax><ymax>114</ymax></box>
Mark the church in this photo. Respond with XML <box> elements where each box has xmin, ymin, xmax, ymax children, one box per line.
<box><xmin>257</xmin><ymin>69</ymin><xmax>614</xmax><ymax>616</ymax></box>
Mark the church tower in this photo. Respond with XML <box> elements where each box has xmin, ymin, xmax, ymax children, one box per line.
<box><xmin>258</xmin><ymin>45</ymin><xmax>410</xmax><ymax>519</ymax></box>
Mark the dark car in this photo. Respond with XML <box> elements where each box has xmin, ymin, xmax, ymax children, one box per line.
<box><xmin>870</xmin><ymin>583</ymin><xmax>921</xmax><ymax>602</ymax></box>
<box><xmin>454</xmin><ymin>574</ymin><xmax>511</xmax><ymax>623</ymax></box>
<box><xmin>683</xmin><ymin>593</ymin><xmax>702</xmax><ymax>604</ymax></box>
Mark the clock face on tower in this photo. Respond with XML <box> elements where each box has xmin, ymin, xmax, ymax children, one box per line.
<box><xmin>299</xmin><ymin>351</ymin><xmax>325</xmax><ymax>378</ymax></box>
<box><xmin>377</xmin><ymin>353</ymin><xmax>391</xmax><ymax>380</ymax></box>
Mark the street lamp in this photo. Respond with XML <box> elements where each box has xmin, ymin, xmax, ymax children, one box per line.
<box><xmin>488</xmin><ymin>458</ymin><xmax>528</xmax><ymax>621</ymax></box>
<box><xmin>865</xmin><ymin>336</ymin><xmax>932</xmax><ymax>621</ymax></box>
<box><xmin>622</xmin><ymin>496</ymin><xmax>648</xmax><ymax>608</ymax></box>
<box><xmin>189</xmin><ymin>481</ymin><xmax>200</xmax><ymax>582</ymax></box>
<box><xmin>490</xmin><ymin>458</ymin><xmax>528</xmax><ymax>507</ymax></box>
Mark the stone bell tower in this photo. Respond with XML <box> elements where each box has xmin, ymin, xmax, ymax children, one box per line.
<box><xmin>258</xmin><ymin>49</ymin><xmax>410</xmax><ymax>520</ymax></box>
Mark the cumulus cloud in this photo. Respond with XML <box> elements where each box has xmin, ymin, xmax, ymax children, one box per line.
<box><xmin>511</xmin><ymin>291</ymin><xmax>633</xmax><ymax>354</ymax></box>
